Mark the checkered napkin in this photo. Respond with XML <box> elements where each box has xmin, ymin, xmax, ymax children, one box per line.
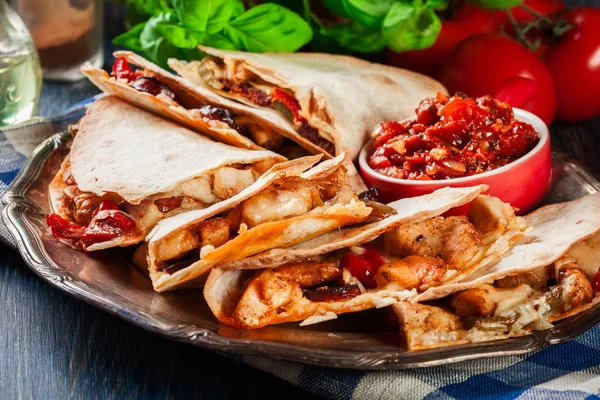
<box><xmin>2</xmin><ymin>100</ymin><xmax>600</xmax><ymax>400</ymax></box>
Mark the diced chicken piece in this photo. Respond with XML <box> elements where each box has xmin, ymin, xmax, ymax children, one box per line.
<box><xmin>374</xmin><ymin>255</ymin><xmax>446</xmax><ymax>291</ymax></box>
<box><xmin>240</xmin><ymin>183</ymin><xmax>320</xmax><ymax>228</ymax></box>
<box><xmin>273</xmin><ymin>260</ymin><xmax>341</xmax><ymax>288</ymax></box>
<box><xmin>234</xmin><ymin>270</ymin><xmax>303</xmax><ymax>327</ymax></box>
<box><xmin>198</xmin><ymin>57</ymin><xmax>225</xmax><ymax>90</ymax></box>
<box><xmin>224</xmin><ymin>57</ymin><xmax>256</xmax><ymax>82</ymax></box>
<box><xmin>212</xmin><ymin>167</ymin><xmax>255</xmax><ymax>200</ymax></box>
<box><xmin>383</xmin><ymin>216</ymin><xmax>482</xmax><ymax>271</ymax></box>
<box><xmin>177</xmin><ymin>176</ymin><xmax>217</xmax><ymax>204</ymax></box>
<box><xmin>395</xmin><ymin>302</ymin><xmax>462</xmax><ymax>350</ymax></box>
<box><xmin>495</xmin><ymin>265</ymin><xmax>551</xmax><ymax>289</ymax></box>
<box><xmin>443</xmin><ymin>218</ymin><xmax>483</xmax><ymax>270</ymax></box>
<box><xmin>558</xmin><ymin>267</ymin><xmax>593</xmax><ymax>312</ymax></box>
<box><xmin>233</xmin><ymin>260</ymin><xmax>340</xmax><ymax>327</ymax></box>
<box><xmin>451</xmin><ymin>284</ymin><xmax>498</xmax><ymax>317</ymax></box>
<box><xmin>62</xmin><ymin>185</ymin><xmax>105</xmax><ymax>225</ymax></box>
<box><xmin>468</xmin><ymin>194</ymin><xmax>515</xmax><ymax>234</ymax></box>
<box><xmin>155</xmin><ymin>228</ymin><xmax>200</xmax><ymax>265</ymax></box>
<box><xmin>384</xmin><ymin>217</ymin><xmax>445</xmax><ymax>257</ymax></box>
<box><xmin>197</xmin><ymin>217</ymin><xmax>231</xmax><ymax>249</ymax></box>
<box><xmin>451</xmin><ymin>284</ymin><xmax>535</xmax><ymax>318</ymax></box>
<box><xmin>317</xmin><ymin>168</ymin><xmax>357</xmax><ymax>205</ymax></box>
<box><xmin>236</xmin><ymin>116</ymin><xmax>284</xmax><ymax>150</ymax></box>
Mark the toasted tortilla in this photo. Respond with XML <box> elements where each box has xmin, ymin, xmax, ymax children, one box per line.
<box><xmin>83</xmin><ymin>51</ymin><xmax>332</xmax><ymax>157</ymax></box>
<box><xmin>70</xmin><ymin>96</ymin><xmax>283</xmax><ymax>204</ymax></box>
<box><xmin>414</xmin><ymin>193</ymin><xmax>600</xmax><ymax>303</ymax></box>
<box><xmin>203</xmin><ymin>186</ymin><xmax>499</xmax><ymax>329</ymax></box>
<box><xmin>148</xmin><ymin>153</ymin><xmax>369</xmax><ymax>292</ymax></box>
<box><xmin>170</xmin><ymin>46</ymin><xmax>446</xmax><ymax>160</ymax></box>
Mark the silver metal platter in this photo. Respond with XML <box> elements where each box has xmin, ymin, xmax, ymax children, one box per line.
<box><xmin>3</xmin><ymin>131</ymin><xmax>600</xmax><ymax>370</ymax></box>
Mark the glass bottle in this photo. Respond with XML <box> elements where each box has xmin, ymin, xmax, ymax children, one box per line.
<box><xmin>0</xmin><ymin>0</ymin><xmax>42</xmax><ymax>127</ymax></box>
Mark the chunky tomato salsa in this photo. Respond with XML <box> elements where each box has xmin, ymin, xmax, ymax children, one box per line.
<box><xmin>369</xmin><ymin>93</ymin><xmax>540</xmax><ymax>180</ymax></box>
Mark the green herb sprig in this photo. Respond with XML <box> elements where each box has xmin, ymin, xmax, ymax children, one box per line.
<box><xmin>113</xmin><ymin>0</ymin><xmax>449</xmax><ymax>67</ymax></box>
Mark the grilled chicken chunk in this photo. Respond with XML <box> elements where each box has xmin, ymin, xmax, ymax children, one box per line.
<box><xmin>198</xmin><ymin>217</ymin><xmax>231</xmax><ymax>249</ymax></box>
<box><xmin>374</xmin><ymin>255</ymin><xmax>446</xmax><ymax>291</ymax></box>
<box><xmin>234</xmin><ymin>260</ymin><xmax>341</xmax><ymax>327</ymax></box>
<box><xmin>384</xmin><ymin>216</ymin><xmax>482</xmax><ymax>271</ymax></box>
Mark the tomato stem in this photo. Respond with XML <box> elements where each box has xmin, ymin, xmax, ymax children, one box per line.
<box><xmin>518</xmin><ymin>3</ymin><xmax>553</xmax><ymax>24</ymax></box>
<box><xmin>506</xmin><ymin>9</ymin><xmax>538</xmax><ymax>51</ymax></box>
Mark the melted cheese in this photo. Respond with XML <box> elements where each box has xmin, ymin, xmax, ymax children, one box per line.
<box><xmin>213</xmin><ymin>167</ymin><xmax>255</xmax><ymax>200</ymax></box>
<box><xmin>241</xmin><ymin>187</ymin><xmax>315</xmax><ymax>228</ymax></box>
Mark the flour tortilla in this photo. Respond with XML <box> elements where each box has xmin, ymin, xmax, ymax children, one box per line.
<box><xmin>148</xmin><ymin>153</ymin><xmax>369</xmax><ymax>292</ymax></box>
<box><xmin>70</xmin><ymin>96</ymin><xmax>283</xmax><ymax>205</ymax></box>
<box><xmin>203</xmin><ymin>186</ymin><xmax>493</xmax><ymax>329</ymax></box>
<box><xmin>170</xmin><ymin>46</ymin><xmax>446</xmax><ymax>160</ymax></box>
<box><xmin>83</xmin><ymin>51</ymin><xmax>330</xmax><ymax>156</ymax></box>
<box><xmin>82</xmin><ymin>52</ymin><xmax>255</xmax><ymax>149</ymax></box>
<box><xmin>414</xmin><ymin>192</ymin><xmax>600</xmax><ymax>303</ymax></box>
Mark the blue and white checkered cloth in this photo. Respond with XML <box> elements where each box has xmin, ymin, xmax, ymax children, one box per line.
<box><xmin>2</xmin><ymin>100</ymin><xmax>600</xmax><ymax>400</ymax></box>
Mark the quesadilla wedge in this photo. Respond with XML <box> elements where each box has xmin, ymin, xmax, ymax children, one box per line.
<box><xmin>47</xmin><ymin>96</ymin><xmax>284</xmax><ymax>251</ymax></box>
<box><xmin>203</xmin><ymin>186</ymin><xmax>528</xmax><ymax>329</ymax></box>
<box><xmin>169</xmin><ymin>46</ymin><xmax>446</xmax><ymax>160</ymax></box>
<box><xmin>146</xmin><ymin>153</ymin><xmax>372</xmax><ymax>292</ymax></box>
<box><xmin>393</xmin><ymin>193</ymin><xmax>600</xmax><ymax>350</ymax></box>
<box><xmin>82</xmin><ymin>51</ymin><xmax>312</xmax><ymax>153</ymax></box>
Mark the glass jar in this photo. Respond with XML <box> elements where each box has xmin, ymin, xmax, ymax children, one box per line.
<box><xmin>11</xmin><ymin>0</ymin><xmax>104</xmax><ymax>81</ymax></box>
<box><xmin>0</xmin><ymin>0</ymin><xmax>43</xmax><ymax>127</ymax></box>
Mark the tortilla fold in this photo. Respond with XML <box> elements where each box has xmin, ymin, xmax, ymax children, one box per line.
<box><xmin>147</xmin><ymin>153</ymin><xmax>369</xmax><ymax>291</ymax></box>
<box><xmin>49</xmin><ymin>96</ymin><xmax>283</xmax><ymax>251</ymax></box>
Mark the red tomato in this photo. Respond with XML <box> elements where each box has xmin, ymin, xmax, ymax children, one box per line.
<box><xmin>384</xmin><ymin>4</ymin><xmax>498</xmax><ymax>77</ymax></box>
<box><xmin>439</xmin><ymin>33</ymin><xmax>556</xmax><ymax>125</ymax></box>
<box><xmin>493</xmin><ymin>0</ymin><xmax>565</xmax><ymax>30</ymax></box>
<box><xmin>545</xmin><ymin>8</ymin><xmax>600</xmax><ymax>121</ymax></box>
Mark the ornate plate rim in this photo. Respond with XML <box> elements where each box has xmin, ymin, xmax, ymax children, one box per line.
<box><xmin>4</xmin><ymin>132</ymin><xmax>600</xmax><ymax>370</ymax></box>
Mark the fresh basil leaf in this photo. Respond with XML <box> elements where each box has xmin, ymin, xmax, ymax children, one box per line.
<box><xmin>222</xmin><ymin>4</ymin><xmax>313</xmax><ymax>52</ymax></box>
<box><xmin>342</xmin><ymin>0</ymin><xmax>396</xmax><ymax>30</ymax></box>
<box><xmin>205</xmin><ymin>33</ymin><xmax>238</xmax><ymax>50</ymax></box>
<box><xmin>427</xmin><ymin>0</ymin><xmax>449</xmax><ymax>11</ymax></box>
<box><xmin>172</xmin><ymin>0</ymin><xmax>244</xmax><ymax>34</ymax></box>
<box><xmin>113</xmin><ymin>22</ymin><xmax>146</xmax><ymax>53</ymax></box>
<box><xmin>321</xmin><ymin>0</ymin><xmax>350</xmax><ymax>17</ymax></box>
<box><xmin>382</xmin><ymin>0</ymin><xmax>441</xmax><ymax>52</ymax></box>
<box><xmin>140</xmin><ymin>12</ymin><xmax>190</xmax><ymax>68</ymax></box>
<box><xmin>156</xmin><ymin>23</ymin><xmax>205</xmax><ymax>48</ymax></box>
<box><xmin>319</xmin><ymin>22</ymin><xmax>385</xmax><ymax>53</ymax></box>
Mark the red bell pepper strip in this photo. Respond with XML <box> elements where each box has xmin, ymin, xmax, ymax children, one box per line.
<box><xmin>271</xmin><ymin>88</ymin><xmax>305</xmax><ymax>123</ymax></box>
<box><xmin>340</xmin><ymin>245</ymin><xmax>386</xmax><ymax>289</ymax></box>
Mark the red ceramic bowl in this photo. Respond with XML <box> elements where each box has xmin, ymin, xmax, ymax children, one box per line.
<box><xmin>359</xmin><ymin>108</ymin><xmax>552</xmax><ymax>214</ymax></box>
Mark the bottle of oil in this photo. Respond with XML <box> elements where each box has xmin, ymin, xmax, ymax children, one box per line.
<box><xmin>0</xmin><ymin>0</ymin><xmax>42</xmax><ymax>127</ymax></box>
